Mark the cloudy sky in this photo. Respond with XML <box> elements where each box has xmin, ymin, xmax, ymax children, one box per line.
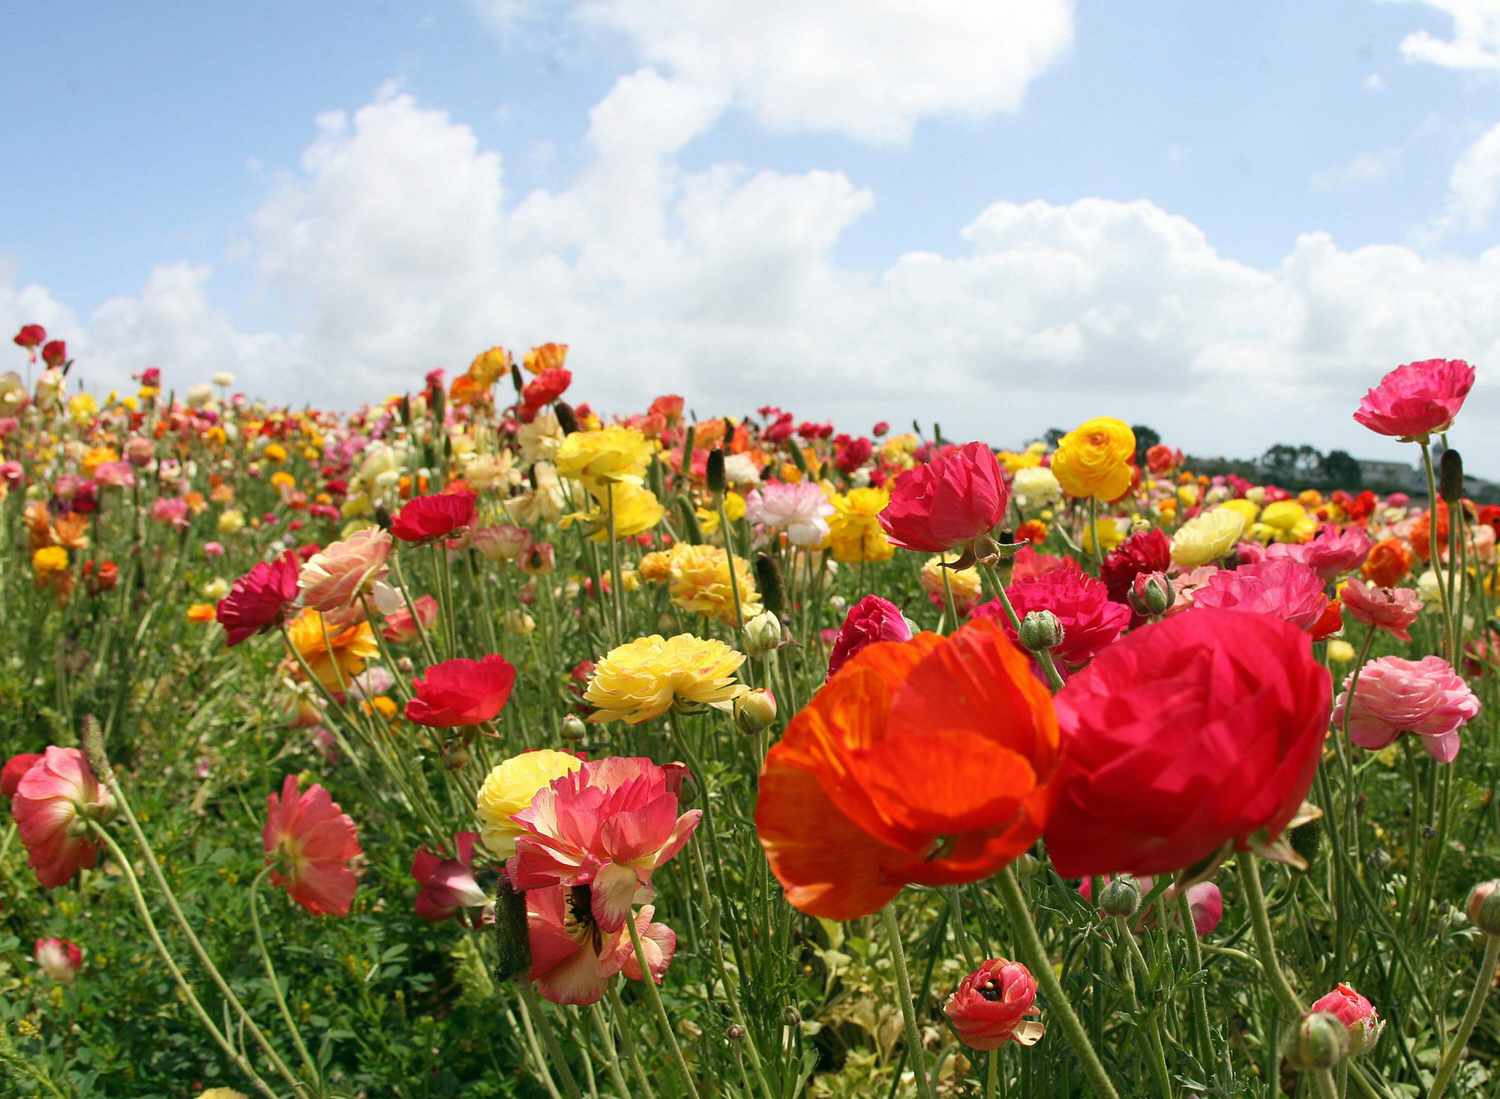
<box><xmin>4</xmin><ymin>1</ymin><xmax>1500</xmax><ymax>468</ymax></box>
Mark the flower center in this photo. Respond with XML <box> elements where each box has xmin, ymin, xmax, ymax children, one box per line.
<box><xmin>978</xmin><ymin>978</ymin><xmax>1003</xmax><ymax>1002</ymax></box>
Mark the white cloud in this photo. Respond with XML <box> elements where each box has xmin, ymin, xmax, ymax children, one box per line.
<box><xmin>1420</xmin><ymin>118</ymin><xmax>1500</xmax><ymax>239</ymax></box>
<box><xmin>1311</xmin><ymin>147</ymin><xmax>1403</xmax><ymax>190</ymax></box>
<box><xmin>1363</xmin><ymin>72</ymin><xmax>1387</xmax><ymax>91</ymax></box>
<box><xmin>573</xmin><ymin>0</ymin><xmax>1075</xmax><ymax>144</ymax></box>
<box><xmin>1396</xmin><ymin>0</ymin><xmax>1500</xmax><ymax>70</ymax></box>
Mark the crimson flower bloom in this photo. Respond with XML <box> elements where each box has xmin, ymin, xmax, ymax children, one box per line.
<box><xmin>1309</xmin><ymin>984</ymin><xmax>1383</xmax><ymax>1056</ymax></box>
<box><xmin>507</xmin><ymin>757</ymin><xmax>701</xmax><ymax>933</ymax></box>
<box><xmin>406</xmin><ymin>654</ymin><xmax>517</xmax><ymax>727</ymax></box>
<box><xmin>525</xmin><ymin>884</ymin><xmax>678</xmax><ymax>1005</ymax></box>
<box><xmin>827</xmin><ymin>595</ymin><xmax>912</xmax><ymax>679</ymax></box>
<box><xmin>411</xmin><ymin>832</ymin><xmax>488</xmax><ymax>922</ymax></box>
<box><xmin>2</xmin><ymin>752</ymin><xmax>42</xmax><ymax>797</ymax></box>
<box><xmin>943</xmin><ymin>959</ymin><xmax>1044</xmax><ymax>1050</ymax></box>
<box><xmin>12</xmin><ymin>324</ymin><xmax>45</xmax><ymax>351</ymax></box>
<box><xmin>216</xmin><ymin>552</ymin><xmax>301</xmax><ymax>646</ymax></box>
<box><xmin>41</xmin><ymin>340</ymin><xmax>66</xmax><ymax>368</ymax></box>
<box><xmin>521</xmin><ymin>367</ymin><xmax>572</xmax><ymax>411</ymax></box>
<box><xmin>1354</xmin><ymin>358</ymin><xmax>1475</xmax><ymax>441</ymax></box>
<box><xmin>757</xmin><ymin>618</ymin><xmax>1061</xmax><ymax>920</ymax></box>
<box><xmin>1100</xmin><ymin>528</ymin><xmax>1172</xmax><ymax>608</ymax></box>
<box><xmin>11</xmin><ymin>747</ymin><xmax>113</xmax><ymax>888</ymax></box>
<box><xmin>1340</xmin><ymin>578</ymin><xmax>1422</xmax><ymax>641</ymax></box>
<box><xmin>976</xmin><ymin>568</ymin><xmax>1130</xmax><ymax>670</ymax></box>
<box><xmin>391</xmin><ymin>491</ymin><xmax>477</xmax><ymax>543</ymax></box>
<box><xmin>877</xmin><ymin>441</ymin><xmax>1009</xmax><ymax>555</ymax></box>
<box><xmin>1045</xmin><ymin>609</ymin><xmax>1331</xmax><ymax>878</ymax></box>
<box><xmin>263</xmin><ymin>775</ymin><xmax>362</xmax><ymax>917</ymax></box>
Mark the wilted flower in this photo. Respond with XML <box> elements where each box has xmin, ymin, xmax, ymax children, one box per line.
<box><xmin>411</xmin><ymin>832</ymin><xmax>488</xmax><ymax>922</ymax></box>
<box><xmin>943</xmin><ymin>958</ymin><xmax>1044</xmax><ymax>1050</ymax></box>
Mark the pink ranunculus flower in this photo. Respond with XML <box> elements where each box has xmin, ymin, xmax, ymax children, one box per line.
<box><xmin>878</xmin><ymin>441</ymin><xmax>1009</xmax><ymax>554</ymax></box>
<box><xmin>1340</xmin><ymin>578</ymin><xmax>1422</xmax><ymax>641</ymax></box>
<box><xmin>976</xmin><ymin>567</ymin><xmax>1130</xmax><ymax>670</ymax></box>
<box><xmin>382</xmin><ymin>593</ymin><xmax>439</xmax><ymax>644</ymax></box>
<box><xmin>826</xmin><ymin>594</ymin><xmax>912</xmax><ymax>679</ymax></box>
<box><xmin>472</xmin><ymin>523</ymin><xmax>533</xmax><ymax>563</ymax></box>
<box><xmin>745</xmin><ymin>481</ymin><xmax>835</xmax><ymax>547</ymax></box>
<box><xmin>92</xmin><ymin>461</ymin><xmax>135</xmax><ymax>489</ymax></box>
<box><xmin>298</xmin><ymin>527</ymin><xmax>392</xmax><ymax>626</ymax></box>
<box><xmin>524</xmin><ymin>884</ymin><xmax>679</xmax><ymax>1005</ymax></box>
<box><xmin>11</xmin><ymin>747</ymin><xmax>113</xmax><ymax>888</ymax></box>
<box><xmin>34</xmin><ymin>937</ymin><xmax>83</xmax><ymax>983</ymax></box>
<box><xmin>1309</xmin><ymin>983</ymin><xmax>1383</xmax><ymax>1056</ymax></box>
<box><xmin>1353</xmin><ymin>358</ymin><xmax>1476</xmax><ymax>441</ymax></box>
<box><xmin>1268</xmin><ymin>525</ymin><xmax>1372</xmax><ymax>582</ymax></box>
<box><xmin>1184</xmin><ymin>881</ymin><xmax>1224</xmax><ymax>936</ymax></box>
<box><xmin>151</xmin><ymin>496</ymin><xmax>191</xmax><ymax>529</ymax></box>
<box><xmin>1334</xmin><ymin>655</ymin><xmax>1480</xmax><ymax>763</ymax></box>
<box><xmin>1191</xmin><ymin>559</ymin><xmax>1328</xmax><ymax>632</ymax></box>
<box><xmin>263</xmin><ymin>775</ymin><xmax>362</xmax><ymax>917</ymax></box>
<box><xmin>943</xmin><ymin>958</ymin><xmax>1044</xmax><ymax>1050</ymax></box>
<box><xmin>203</xmin><ymin>541</ymin><xmax>225</xmax><ymax>558</ymax></box>
<box><xmin>411</xmin><ymin>832</ymin><xmax>488</xmax><ymax>923</ymax></box>
<box><xmin>507</xmin><ymin>757</ymin><xmax>702</xmax><ymax>934</ymax></box>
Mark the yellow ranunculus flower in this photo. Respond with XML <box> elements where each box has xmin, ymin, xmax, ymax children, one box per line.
<box><xmin>827</xmin><ymin>487</ymin><xmax>894</xmax><ymax>564</ymax></box>
<box><xmin>1176</xmin><ymin>483</ymin><xmax>1200</xmax><ymax>508</ymax></box>
<box><xmin>217</xmin><ymin>509</ymin><xmax>245</xmax><ymax>535</ymax></box>
<box><xmin>201</xmin><ymin>577</ymin><xmax>230</xmax><ymax>601</ymax></box>
<box><xmin>263</xmin><ymin>442</ymin><xmax>288</xmax><ymax>464</ymax></box>
<box><xmin>1256</xmin><ymin>500</ymin><xmax>1316</xmax><ymax>544</ymax></box>
<box><xmin>666</xmin><ymin>543</ymin><xmax>762</xmax><ymax>625</ymax></box>
<box><xmin>82</xmin><ymin>446</ymin><xmax>118</xmax><ymax>478</ymax></box>
<box><xmin>1217</xmin><ymin>497</ymin><xmax>1259</xmax><ymax>526</ymax></box>
<box><xmin>285</xmin><ymin>608</ymin><xmax>378</xmax><ymax>690</ymax></box>
<box><xmin>1051</xmin><ymin>418</ymin><xmax>1137</xmax><ymax>501</ymax></box>
<box><xmin>584</xmin><ymin>633</ymin><xmax>748</xmax><ymax>725</ymax></box>
<box><xmin>1326</xmin><ymin>639</ymin><xmax>1356</xmax><ymax>664</ymax></box>
<box><xmin>475</xmin><ymin>750</ymin><xmax>584</xmax><ymax>857</ymax></box>
<box><xmin>270</xmin><ymin>471</ymin><xmax>295</xmax><ymax>490</ymax></box>
<box><xmin>997</xmin><ymin>449</ymin><xmax>1042</xmax><ymax>474</ymax></box>
<box><xmin>468</xmin><ymin>346</ymin><xmax>513</xmax><ymax>386</ymax></box>
<box><xmin>32</xmin><ymin>545</ymin><xmax>69</xmax><ymax>574</ymax></box>
<box><xmin>1171</xmin><ymin>507</ymin><xmax>1248</xmax><ymax>567</ymax></box>
<box><xmin>560</xmin><ymin>481</ymin><xmax>665</xmax><ymax>542</ymax></box>
<box><xmin>197</xmin><ymin>1090</ymin><xmax>250</xmax><ymax>1099</ymax></box>
<box><xmin>919</xmin><ymin>556</ymin><xmax>982</xmax><ymax>613</ymax></box>
<box><xmin>1012</xmin><ymin>467</ymin><xmax>1062</xmax><ymax>510</ymax></box>
<box><xmin>555</xmin><ymin>426</ymin><xmax>657</xmax><ymax>486</ymax></box>
<box><xmin>68</xmin><ymin>392</ymin><xmax>98</xmax><ymax>422</ymax></box>
<box><xmin>695</xmin><ymin>490</ymin><xmax>745</xmax><ymax>535</ymax></box>
<box><xmin>1082</xmin><ymin>517</ymin><xmax>1126</xmax><ymax>554</ymax></box>
<box><xmin>638</xmin><ymin>550</ymin><xmax>673</xmax><ymax>583</ymax></box>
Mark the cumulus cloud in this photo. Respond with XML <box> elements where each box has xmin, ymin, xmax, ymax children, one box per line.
<box><xmin>1439</xmin><ymin>119</ymin><xmax>1500</xmax><ymax>232</ymax></box>
<box><xmin>1396</xmin><ymin>0</ymin><xmax>1500</xmax><ymax>71</ymax></box>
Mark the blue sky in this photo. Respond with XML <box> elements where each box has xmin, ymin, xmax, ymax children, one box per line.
<box><xmin>4</xmin><ymin>1</ymin><xmax>1500</xmax><ymax>466</ymax></box>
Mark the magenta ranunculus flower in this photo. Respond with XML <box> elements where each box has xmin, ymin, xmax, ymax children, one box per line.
<box><xmin>1267</xmin><ymin>525</ymin><xmax>1372</xmax><ymax>582</ymax></box>
<box><xmin>506</xmin><ymin>756</ymin><xmax>701</xmax><ymax>934</ymax></box>
<box><xmin>411</xmin><ymin>832</ymin><xmax>488</xmax><ymax>923</ymax></box>
<box><xmin>877</xmin><ymin>441</ymin><xmax>1009</xmax><ymax>554</ymax></box>
<box><xmin>1334</xmin><ymin>655</ymin><xmax>1480</xmax><ymax>763</ymax></box>
<box><xmin>943</xmin><ymin>958</ymin><xmax>1044</xmax><ymax>1050</ymax></box>
<box><xmin>827</xmin><ymin>594</ymin><xmax>912</xmax><ymax>679</ymax></box>
<box><xmin>975</xmin><ymin>567</ymin><xmax>1130</xmax><ymax>670</ymax></box>
<box><xmin>217</xmin><ymin>552</ymin><xmax>302</xmax><ymax>646</ymax></box>
<box><xmin>11</xmin><ymin>747</ymin><xmax>113</xmax><ymax>888</ymax></box>
<box><xmin>1353</xmin><ymin>358</ymin><xmax>1476</xmax><ymax>441</ymax></box>
<box><xmin>1340</xmin><ymin>578</ymin><xmax>1422</xmax><ymax>641</ymax></box>
<box><xmin>1309</xmin><ymin>983</ymin><xmax>1383</xmax><ymax>1055</ymax></box>
<box><xmin>1191</xmin><ymin>559</ymin><xmax>1328</xmax><ymax>633</ymax></box>
<box><xmin>1185</xmin><ymin>881</ymin><xmax>1224</xmax><ymax>936</ymax></box>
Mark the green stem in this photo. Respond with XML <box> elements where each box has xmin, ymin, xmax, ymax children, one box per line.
<box><xmin>717</xmin><ymin>493</ymin><xmax>746</xmax><ymax>632</ymax></box>
<box><xmin>627</xmin><ymin>912</ymin><xmax>701</xmax><ymax>1099</ymax></box>
<box><xmin>250</xmin><ymin>867</ymin><xmax>322</xmax><ymax>1093</ymax></box>
<box><xmin>1428</xmin><ymin>935</ymin><xmax>1500</xmax><ymax>1099</ymax></box>
<box><xmin>518</xmin><ymin>981</ymin><xmax>584</xmax><ymax>1099</ymax></box>
<box><xmin>588</xmin><ymin>1003</ymin><xmax>638</xmax><ymax>1099</ymax></box>
<box><xmin>607</xmin><ymin>985</ymin><xmax>658</xmax><ymax>1099</ymax></box>
<box><xmin>1176</xmin><ymin>891</ymin><xmax>1217</xmax><ymax>1081</ymax></box>
<box><xmin>880</xmin><ymin>904</ymin><xmax>939</xmax><ymax>1099</ymax></box>
<box><xmin>995</xmin><ymin>866</ymin><xmax>1120</xmax><ymax>1099</ymax></box>
<box><xmin>1120</xmin><ymin>922</ymin><xmax>1173</xmax><ymax>1099</ymax></box>
<box><xmin>1086</xmin><ymin>496</ymin><xmax>1104</xmax><ymax>572</ymax></box>
<box><xmin>1236</xmin><ymin>857</ymin><xmax>1302</xmax><ymax>1018</ymax></box>
<box><xmin>1312</xmin><ymin>1069</ymin><xmax>1341</xmax><ymax>1099</ymax></box>
<box><xmin>1419</xmin><ymin>443</ymin><xmax>1455</xmax><ymax>661</ymax></box>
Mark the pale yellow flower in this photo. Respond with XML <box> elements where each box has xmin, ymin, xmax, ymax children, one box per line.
<box><xmin>1171</xmin><ymin>507</ymin><xmax>1247</xmax><ymax>567</ymax></box>
<box><xmin>666</xmin><ymin>543</ymin><xmax>762</xmax><ymax>625</ymax></box>
<box><xmin>585</xmin><ymin>634</ymin><xmax>747</xmax><ymax>724</ymax></box>
<box><xmin>827</xmin><ymin>487</ymin><xmax>894</xmax><ymax>564</ymax></box>
<box><xmin>555</xmin><ymin>425</ymin><xmax>656</xmax><ymax>486</ymax></box>
<box><xmin>476</xmin><ymin>750</ymin><xmax>583</xmax><ymax>857</ymax></box>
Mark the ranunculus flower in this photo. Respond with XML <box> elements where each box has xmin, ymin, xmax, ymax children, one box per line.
<box><xmin>2</xmin><ymin>752</ymin><xmax>41</xmax><ymax>797</ymax></box>
<box><xmin>1362</xmin><ymin>538</ymin><xmax>1414</xmax><ymax>587</ymax></box>
<box><xmin>1191</xmin><ymin>559</ymin><xmax>1330</xmax><ymax>634</ymax></box>
<box><xmin>507</xmin><ymin>756</ymin><xmax>701</xmax><ymax>933</ymax></box>
<box><xmin>1185</xmin><ymin>881</ymin><xmax>1224</xmax><ymax>936</ymax></box>
<box><xmin>298</xmin><ymin>528</ymin><xmax>392</xmax><ymax>624</ymax></box>
<box><xmin>13</xmin><ymin>324</ymin><xmax>45</xmax><ymax>351</ymax></box>
<box><xmin>1100</xmin><ymin>528</ymin><xmax>1172</xmax><ymax>608</ymax></box>
<box><xmin>263</xmin><ymin>775</ymin><xmax>362</xmax><ymax>917</ymax></box>
<box><xmin>34</xmin><ymin>937</ymin><xmax>83</xmax><ymax>983</ymax></box>
<box><xmin>1171</xmin><ymin>507</ymin><xmax>1247</xmax><ymax>567</ymax></box>
<box><xmin>1146</xmin><ymin>444</ymin><xmax>1183</xmax><ymax>475</ymax></box>
<box><xmin>1051</xmin><ymin>418</ymin><xmax>1136</xmax><ymax>501</ymax></box>
<box><xmin>1309</xmin><ymin>983</ymin><xmax>1383</xmax><ymax>1056</ymax></box>
<box><xmin>11</xmin><ymin>747</ymin><xmax>114</xmax><ymax>888</ymax></box>
<box><xmin>216</xmin><ymin>552</ymin><xmax>301</xmax><ymax>646</ymax></box>
<box><xmin>1334</xmin><ymin>655</ymin><xmax>1479</xmax><ymax>763</ymax></box>
<box><xmin>1267</xmin><ymin>525</ymin><xmax>1371</xmax><ymax>582</ymax></box>
<box><xmin>390</xmin><ymin>491</ymin><xmax>478</xmax><ymax>543</ymax></box>
<box><xmin>1353</xmin><ymin>359</ymin><xmax>1475</xmax><ymax>441</ymax></box>
<box><xmin>827</xmin><ymin>595</ymin><xmax>912</xmax><ymax>679</ymax></box>
<box><xmin>405</xmin><ymin>654</ymin><xmax>517</xmax><ymax>727</ymax></box>
<box><xmin>524</xmin><ymin>883</ymin><xmax>678</xmax><ymax>1005</ymax></box>
<box><xmin>411</xmin><ymin>832</ymin><xmax>488</xmax><ymax>922</ymax></box>
<box><xmin>877</xmin><ymin>441</ymin><xmax>1009</xmax><ymax>554</ymax></box>
<box><xmin>1340</xmin><ymin>579</ymin><xmax>1422</xmax><ymax>641</ymax></box>
<box><xmin>1045</xmin><ymin>609</ymin><xmax>1331</xmax><ymax>877</ymax></box>
<box><xmin>473</xmin><ymin>523</ymin><xmax>533</xmax><ymax>562</ymax></box>
<box><xmin>976</xmin><ymin>567</ymin><xmax>1130</xmax><ymax>670</ymax></box>
<box><xmin>943</xmin><ymin>958</ymin><xmax>1044</xmax><ymax>1050</ymax></box>
<box><xmin>381</xmin><ymin>593</ymin><xmax>438</xmax><ymax>643</ymax></box>
<box><xmin>41</xmin><ymin>340</ymin><xmax>67</xmax><ymax>367</ymax></box>
<box><xmin>745</xmin><ymin>482</ymin><xmax>835</xmax><ymax>547</ymax></box>
<box><xmin>757</xmin><ymin>618</ymin><xmax>1062</xmax><ymax>919</ymax></box>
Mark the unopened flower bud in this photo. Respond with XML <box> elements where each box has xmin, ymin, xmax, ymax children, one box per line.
<box><xmin>726</xmin><ymin>1024</ymin><xmax>746</xmax><ymax>1042</ymax></box>
<box><xmin>1098</xmin><ymin>875</ymin><xmax>1142</xmax><ymax>918</ymax></box>
<box><xmin>1440</xmin><ymin>448</ymin><xmax>1464</xmax><ymax>504</ymax></box>
<box><xmin>743</xmin><ymin>611</ymin><xmax>783</xmax><ymax>657</ymax></box>
<box><xmin>1017</xmin><ymin>610</ymin><xmax>1065</xmax><ymax>652</ymax></box>
<box><xmin>734</xmin><ymin>690</ymin><xmax>777</xmax><ymax>735</ymax></box>
<box><xmin>554</xmin><ymin>402</ymin><xmax>579</xmax><ymax>435</ymax></box>
<box><xmin>706</xmin><ymin>448</ymin><xmax>727</xmax><ymax>494</ymax></box>
<box><xmin>1467</xmin><ymin>880</ymin><xmax>1500</xmax><ymax>935</ymax></box>
<box><xmin>754</xmin><ymin>552</ymin><xmax>785</xmax><ymax>615</ymax></box>
<box><xmin>1284</xmin><ymin>1011</ymin><xmax>1349</xmax><ymax>1071</ymax></box>
<box><xmin>444</xmin><ymin>743</ymin><xmax>471</xmax><ymax>771</ymax></box>
<box><xmin>561</xmin><ymin>714</ymin><xmax>588</xmax><ymax>741</ymax></box>
<box><xmin>1127</xmin><ymin>571</ymin><xmax>1174</xmax><ymax>617</ymax></box>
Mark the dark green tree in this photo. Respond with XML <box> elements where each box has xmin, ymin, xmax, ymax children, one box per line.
<box><xmin>1321</xmin><ymin>449</ymin><xmax>1363</xmax><ymax>491</ymax></box>
<box><xmin>1130</xmin><ymin>424</ymin><xmax>1161</xmax><ymax>466</ymax></box>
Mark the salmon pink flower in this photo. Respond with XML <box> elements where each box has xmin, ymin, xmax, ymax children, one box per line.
<box><xmin>34</xmin><ymin>938</ymin><xmax>83</xmax><ymax>983</ymax></box>
<box><xmin>216</xmin><ymin>552</ymin><xmax>301</xmax><ymax>646</ymax></box>
<box><xmin>411</xmin><ymin>832</ymin><xmax>488</xmax><ymax>922</ymax></box>
<box><xmin>827</xmin><ymin>595</ymin><xmax>912</xmax><ymax>679</ymax></box>
<box><xmin>757</xmin><ymin>618</ymin><xmax>1062</xmax><ymax>919</ymax></box>
<box><xmin>382</xmin><ymin>593</ymin><xmax>438</xmax><ymax>643</ymax></box>
<box><xmin>507</xmin><ymin>757</ymin><xmax>701</xmax><ymax>933</ymax></box>
<box><xmin>1340</xmin><ymin>579</ymin><xmax>1422</xmax><ymax>641</ymax></box>
<box><xmin>943</xmin><ymin>959</ymin><xmax>1044</xmax><ymax>1050</ymax></box>
<box><xmin>1354</xmin><ymin>359</ymin><xmax>1475</xmax><ymax>441</ymax></box>
<box><xmin>405</xmin><ymin>654</ymin><xmax>517</xmax><ymax>727</ymax></box>
<box><xmin>2</xmin><ymin>752</ymin><xmax>42</xmax><ymax>797</ymax></box>
<box><xmin>878</xmin><ymin>441</ymin><xmax>1009</xmax><ymax>555</ymax></box>
<box><xmin>11</xmin><ymin>748</ymin><xmax>113</xmax><ymax>888</ymax></box>
<box><xmin>1334</xmin><ymin>655</ymin><xmax>1479</xmax><ymax>763</ymax></box>
<box><xmin>1045</xmin><ymin>609</ymin><xmax>1331</xmax><ymax>877</ymax></box>
<box><xmin>1191</xmin><ymin>559</ymin><xmax>1329</xmax><ymax>633</ymax></box>
<box><xmin>263</xmin><ymin>775</ymin><xmax>361</xmax><ymax>917</ymax></box>
<box><xmin>391</xmin><ymin>491</ymin><xmax>477</xmax><ymax>543</ymax></box>
<box><xmin>298</xmin><ymin>528</ymin><xmax>391</xmax><ymax>625</ymax></box>
<box><xmin>1309</xmin><ymin>984</ymin><xmax>1383</xmax><ymax>1055</ymax></box>
<box><xmin>976</xmin><ymin>568</ymin><xmax>1130</xmax><ymax>670</ymax></box>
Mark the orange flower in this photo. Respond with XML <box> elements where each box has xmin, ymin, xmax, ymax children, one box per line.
<box><xmin>1409</xmin><ymin>502</ymin><xmax>1450</xmax><ymax>562</ymax></box>
<box><xmin>1362</xmin><ymin>538</ymin><xmax>1414</xmax><ymax>587</ymax></box>
<box><xmin>187</xmin><ymin>603</ymin><xmax>217</xmax><ymax>623</ymax></box>
<box><xmin>756</xmin><ymin>618</ymin><xmax>1061</xmax><ymax>919</ymax></box>
<box><xmin>524</xmin><ymin>342</ymin><xmax>568</xmax><ymax>375</ymax></box>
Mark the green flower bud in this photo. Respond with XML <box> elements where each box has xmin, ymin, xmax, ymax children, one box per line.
<box><xmin>1467</xmin><ymin>880</ymin><xmax>1500</xmax><ymax>935</ymax></box>
<box><xmin>742</xmin><ymin>611</ymin><xmax>783</xmax><ymax>658</ymax></box>
<box><xmin>1017</xmin><ymin>609</ymin><xmax>1065</xmax><ymax>652</ymax></box>
<box><xmin>1099</xmin><ymin>876</ymin><xmax>1142</xmax><ymax>919</ymax></box>
<box><xmin>1284</xmin><ymin>1011</ymin><xmax>1349</xmax><ymax>1071</ymax></box>
<box><xmin>733</xmin><ymin>689</ymin><xmax>778</xmax><ymax>735</ymax></box>
<box><xmin>707</xmin><ymin>448</ymin><xmax>727</xmax><ymax>494</ymax></box>
<box><xmin>1440</xmin><ymin>448</ymin><xmax>1464</xmax><ymax>504</ymax></box>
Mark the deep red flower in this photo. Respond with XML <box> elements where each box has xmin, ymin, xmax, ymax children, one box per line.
<box><xmin>390</xmin><ymin>491</ymin><xmax>477</xmax><ymax>543</ymax></box>
<box><xmin>40</xmin><ymin>340</ymin><xmax>66</xmax><ymax>368</ymax></box>
<box><xmin>878</xmin><ymin>441</ymin><xmax>1009</xmax><ymax>554</ymax></box>
<box><xmin>12</xmin><ymin>324</ymin><xmax>45</xmax><ymax>350</ymax></box>
<box><xmin>827</xmin><ymin>594</ymin><xmax>912</xmax><ymax>679</ymax></box>
<box><xmin>976</xmin><ymin>568</ymin><xmax>1130</xmax><ymax>670</ymax></box>
<box><xmin>1</xmin><ymin>753</ymin><xmax>42</xmax><ymax>797</ymax></box>
<box><xmin>263</xmin><ymin>775</ymin><xmax>361</xmax><ymax>917</ymax></box>
<box><xmin>1044</xmin><ymin>608</ymin><xmax>1331</xmax><ymax>877</ymax></box>
<box><xmin>521</xmin><ymin>368</ymin><xmax>572</xmax><ymax>411</ymax></box>
<box><xmin>1145</xmin><ymin>444</ymin><xmax>1182</xmax><ymax>475</ymax></box>
<box><xmin>1100</xmin><ymin>528</ymin><xmax>1172</xmax><ymax>606</ymax></box>
<box><xmin>835</xmin><ymin>436</ymin><xmax>874</xmax><ymax>475</ymax></box>
<box><xmin>405</xmin><ymin>653</ymin><xmax>517</xmax><ymax>727</ymax></box>
<box><xmin>216</xmin><ymin>552</ymin><xmax>301</xmax><ymax>646</ymax></box>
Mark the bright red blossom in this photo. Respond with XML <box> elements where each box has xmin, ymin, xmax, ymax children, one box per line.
<box><xmin>943</xmin><ymin>958</ymin><xmax>1044</xmax><ymax>1050</ymax></box>
<box><xmin>263</xmin><ymin>775</ymin><xmax>362</xmax><ymax>917</ymax></box>
<box><xmin>877</xmin><ymin>441</ymin><xmax>1009</xmax><ymax>554</ymax></box>
<box><xmin>405</xmin><ymin>653</ymin><xmax>517</xmax><ymax>727</ymax></box>
<box><xmin>390</xmin><ymin>491</ymin><xmax>478</xmax><ymax>543</ymax></box>
<box><xmin>2</xmin><ymin>752</ymin><xmax>42</xmax><ymax>797</ymax></box>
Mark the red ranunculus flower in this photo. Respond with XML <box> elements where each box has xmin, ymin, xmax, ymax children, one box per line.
<box><xmin>405</xmin><ymin>653</ymin><xmax>517</xmax><ymax>727</ymax></box>
<box><xmin>391</xmin><ymin>491</ymin><xmax>478</xmax><ymax>543</ymax></box>
<box><xmin>216</xmin><ymin>551</ymin><xmax>301</xmax><ymax>646</ymax></box>
<box><xmin>827</xmin><ymin>594</ymin><xmax>912</xmax><ymax>679</ymax></box>
<box><xmin>877</xmin><ymin>441</ymin><xmax>1009</xmax><ymax>554</ymax></box>
<box><xmin>13</xmin><ymin>324</ymin><xmax>45</xmax><ymax>351</ymax></box>
<box><xmin>1044</xmin><ymin>608</ymin><xmax>1331</xmax><ymax>877</ymax></box>
<box><xmin>41</xmin><ymin>340</ymin><xmax>67</xmax><ymax>368</ymax></box>
<box><xmin>2</xmin><ymin>752</ymin><xmax>42</xmax><ymax>797</ymax></box>
<box><xmin>521</xmin><ymin>367</ymin><xmax>572</xmax><ymax>411</ymax></box>
<box><xmin>943</xmin><ymin>958</ymin><xmax>1044</xmax><ymax>1050</ymax></box>
<box><xmin>1100</xmin><ymin>528</ymin><xmax>1172</xmax><ymax>607</ymax></box>
<box><xmin>263</xmin><ymin>774</ymin><xmax>362</xmax><ymax>917</ymax></box>
<box><xmin>411</xmin><ymin>832</ymin><xmax>488</xmax><ymax>922</ymax></box>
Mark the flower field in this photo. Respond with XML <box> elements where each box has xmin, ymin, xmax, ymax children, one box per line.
<box><xmin>2</xmin><ymin>331</ymin><xmax>1499</xmax><ymax>1099</ymax></box>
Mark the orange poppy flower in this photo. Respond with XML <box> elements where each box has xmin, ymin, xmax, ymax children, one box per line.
<box><xmin>756</xmin><ymin>618</ymin><xmax>1061</xmax><ymax>920</ymax></box>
